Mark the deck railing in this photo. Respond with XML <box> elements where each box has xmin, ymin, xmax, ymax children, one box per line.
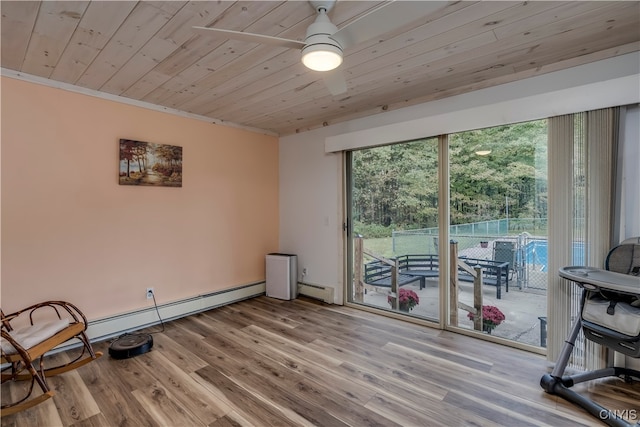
<box><xmin>389</xmin><ymin>231</ymin><xmax>549</xmax><ymax>291</ymax></box>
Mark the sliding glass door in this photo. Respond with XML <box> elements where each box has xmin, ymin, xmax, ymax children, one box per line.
<box><xmin>448</xmin><ymin>121</ymin><xmax>548</xmax><ymax>345</ymax></box>
<box><xmin>346</xmin><ymin>120</ymin><xmax>550</xmax><ymax>349</ymax></box>
<box><xmin>346</xmin><ymin>137</ymin><xmax>441</xmax><ymax>321</ymax></box>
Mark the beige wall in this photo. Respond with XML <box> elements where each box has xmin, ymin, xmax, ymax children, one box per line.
<box><xmin>1</xmin><ymin>77</ymin><xmax>279</xmax><ymax>320</ymax></box>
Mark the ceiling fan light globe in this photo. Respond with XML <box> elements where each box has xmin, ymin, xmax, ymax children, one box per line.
<box><xmin>301</xmin><ymin>44</ymin><xmax>343</xmax><ymax>71</ymax></box>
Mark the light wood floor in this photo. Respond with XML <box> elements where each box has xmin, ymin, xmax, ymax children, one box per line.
<box><xmin>2</xmin><ymin>296</ymin><xmax>639</xmax><ymax>426</ymax></box>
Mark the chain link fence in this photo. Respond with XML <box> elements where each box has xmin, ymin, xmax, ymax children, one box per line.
<box><xmin>392</xmin><ymin>220</ymin><xmax>550</xmax><ymax>291</ymax></box>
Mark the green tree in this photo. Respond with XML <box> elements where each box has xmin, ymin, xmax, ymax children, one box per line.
<box><xmin>352</xmin><ymin>120</ymin><xmax>548</xmax><ymax>236</ymax></box>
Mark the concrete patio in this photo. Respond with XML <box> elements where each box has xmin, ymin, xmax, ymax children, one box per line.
<box><xmin>362</xmin><ymin>278</ymin><xmax>548</xmax><ymax>347</ymax></box>
<box><xmin>358</xmin><ymin>236</ymin><xmax>551</xmax><ymax>348</ymax></box>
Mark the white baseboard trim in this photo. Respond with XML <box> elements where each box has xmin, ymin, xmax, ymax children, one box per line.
<box><xmin>297</xmin><ymin>282</ymin><xmax>334</xmax><ymax>304</ymax></box>
<box><xmin>86</xmin><ymin>282</ymin><xmax>265</xmax><ymax>343</ymax></box>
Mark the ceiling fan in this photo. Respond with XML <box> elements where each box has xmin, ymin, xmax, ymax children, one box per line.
<box><xmin>193</xmin><ymin>0</ymin><xmax>445</xmax><ymax>95</ymax></box>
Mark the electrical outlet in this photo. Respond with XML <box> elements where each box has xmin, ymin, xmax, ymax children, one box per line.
<box><xmin>146</xmin><ymin>287</ymin><xmax>154</xmax><ymax>299</ymax></box>
<box><xmin>302</xmin><ymin>268</ymin><xmax>307</xmax><ymax>276</ymax></box>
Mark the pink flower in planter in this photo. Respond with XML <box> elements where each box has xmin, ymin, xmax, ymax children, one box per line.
<box><xmin>468</xmin><ymin>305</ymin><xmax>506</xmax><ymax>328</ymax></box>
<box><xmin>388</xmin><ymin>288</ymin><xmax>420</xmax><ymax>311</ymax></box>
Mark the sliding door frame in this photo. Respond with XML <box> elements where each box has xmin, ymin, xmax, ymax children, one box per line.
<box><xmin>342</xmin><ymin>132</ymin><xmax>546</xmax><ymax>355</ymax></box>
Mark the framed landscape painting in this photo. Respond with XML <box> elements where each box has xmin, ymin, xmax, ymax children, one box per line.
<box><xmin>119</xmin><ymin>139</ymin><xmax>182</xmax><ymax>187</ymax></box>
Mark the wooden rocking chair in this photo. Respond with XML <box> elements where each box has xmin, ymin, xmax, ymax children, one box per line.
<box><xmin>1</xmin><ymin>301</ymin><xmax>103</xmax><ymax>416</ymax></box>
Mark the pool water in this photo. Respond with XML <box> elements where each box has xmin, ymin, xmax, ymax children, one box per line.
<box><xmin>524</xmin><ymin>240</ymin><xmax>585</xmax><ymax>271</ymax></box>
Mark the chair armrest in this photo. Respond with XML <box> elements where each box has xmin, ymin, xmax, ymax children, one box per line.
<box><xmin>1</xmin><ymin>313</ymin><xmax>18</xmax><ymax>322</ymax></box>
<box><xmin>3</xmin><ymin>301</ymin><xmax>88</xmax><ymax>331</ymax></box>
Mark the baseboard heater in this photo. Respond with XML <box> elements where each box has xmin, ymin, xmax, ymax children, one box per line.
<box><xmin>43</xmin><ymin>281</ymin><xmax>333</xmax><ymax>356</ymax></box>
<box><xmin>297</xmin><ymin>283</ymin><xmax>334</xmax><ymax>304</ymax></box>
<box><xmin>85</xmin><ymin>282</ymin><xmax>265</xmax><ymax>345</ymax></box>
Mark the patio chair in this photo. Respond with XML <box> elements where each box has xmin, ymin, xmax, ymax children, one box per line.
<box><xmin>540</xmin><ymin>237</ymin><xmax>640</xmax><ymax>427</ymax></box>
<box><xmin>493</xmin><ymin>240</ymin><xmax>516</xmax><ymax>279</ymax></box>
<box><xmin>1</xmin><ymin>301</ymin><xmax>102</xmax><ymax>415</ymax></box>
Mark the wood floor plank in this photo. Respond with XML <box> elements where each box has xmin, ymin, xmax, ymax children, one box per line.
<box><xmin>173</xmin><ymin>313</ymin><xmax>224</xmax><ymax>337</ymax></box>
<box><xmin>441</xmin><ymin>392</ymin><xmax>546</xmax><ymax>427</ymax></box>
<box><xmin>2</xmin><ymin>296</ymin><xmax>638</xmax><ymax>427</ymax></box>
<box><xmin>41</xmin><ymin>353</ymin><xmax>100</xmax><ymax>425</ymax></box>
<box><xmin>334</xmin><ymin>358</ymin><xmax>450</xmax><ymax>408</ymax></box>
<box><xmin>590</xmin><ymin>382</ymin><xmax>640</xmax><ymax>407</ymax></box>
<box><xmin>232</xmin><ymin>299</ymin><xmax>304</xmax><ymax>329</ymax></box>
<box><xmin>203</xmin><ymin>304</ymin><xmax>317</xmax><ymax>346</ymax></box>
<box><xmin>243</xmin><ymin>296</ymin><xmax>309</xmax><ymax>317</ymax></box>
<box><xmin>206</xmin><ymin>361</ymin><xmax>357</xmax><ymax>427</ymax></box>
<box><xmin>189</xmin><ymin>324</ymin><xmax>342</xmax><ymax>425</ymax></box>
<box><xmin>240</xmin><ymin>325</ymin><xmax>344</xmax><ymax>368</ymax></box>
<box><xmin>148</xmin><ymin>330</ymin><xmax>210</xmax><ymax>373</ymax></box>
<box><xmin>131</xmin><ymin>382</ymin><xmax>205</xmax><ymax>427</ymax></box>
<box><xmin>441</xmin><ymin>389</ymin><xmax>592</xmax><ymax>427</ymax></box>
<box><xmin>365</xmin><ymin>392</ymin><xmax>497</xmax><ymax>427</ymax></box>
<box><xmin>403</xmin><ymin>355</ymin><xmax>598</xmax><ymax>426</ymax></box>
<box><xmin>194</xmin><ymin>365</ymin><xmax>307</xmax><ymax>427</ymax></box>
<box><xmin>190</xmin><ymin>372</ymin><xmax>310</xmax><ymax>427</ymax></box>
<box><xmin>208</xmin><ymin>342</ymin><xmax>399</xmax><ymax>427</ymax></box>
<box><xmin>74</xmin><ymin>341</ymin><xmax>160</xmax><ymax>427</ymax></box>
<box><xmin>205</xmin><ymin>323</ymin><xmax>378</xmax><ymax>405</ymax></box>
<box><xmin>208</xmin><ymin>413</ymin><xmax>244</xmax><ymax>427</ymax></box>
<box><xmin>132</xmin><ymin>350</ymin><xmax>230</xmax><ymax>424</ymax></box>
<box><xmin>0</xmin><ymin>392</ymin><xmax>63</xmax><ymax>427</ymax></box>
<box><xmin>383</xmin><ymin>339</ymin><xmax>495</xmax><ymax>373</ymax></box>
<box><xmin>162</xmin><ymin>321</ymin><xmax>228</xmax><ymax>368</ymax></box>
<box><xmin>68</xmin><ymin>412</ymin><xmax>113</xmax><ymax>427</ymax></box>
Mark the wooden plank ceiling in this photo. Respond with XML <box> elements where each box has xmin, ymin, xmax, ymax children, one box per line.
<box><xmin>2</xmin><ymin>1</ymin><xmax>639</xmax><ymax>136</ymax></box>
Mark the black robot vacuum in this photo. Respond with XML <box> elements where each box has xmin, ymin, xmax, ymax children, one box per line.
<box><xmin>108</xmin><ymin>333</ymin><xmax>153</xmax><ymax>359</ymax></box>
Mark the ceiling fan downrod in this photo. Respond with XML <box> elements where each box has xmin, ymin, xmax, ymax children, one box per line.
<box><xmin>309</xmin><ymin>0</ymin><xmax>336</xmax><ymax>14</ymax></box>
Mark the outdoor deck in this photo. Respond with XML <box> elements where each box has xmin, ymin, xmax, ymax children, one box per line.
<box><xmin>359</xmin><ymin>237</ymin><xmax>550</xmax><ymax>348</ymax></box>
<box><xmin>363</xmin><ymin>276</ymin><xmax>548</xmax><ymax>347</ymax></box>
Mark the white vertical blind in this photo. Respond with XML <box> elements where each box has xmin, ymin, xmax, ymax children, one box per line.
<box><xmin>615</xmin><ymin>105</ymin><xmax>640</xmax><ymax>370</ymax></box>
<box><xmin>570</xmin><ymin>112</ymin><xmax>586</xmax><ymax>368</ymax></box>
<box><xmin>586</xmin><ymin>108</ymin><xmax>618</xmax><ymax>260</ymax></box>
<box><xmin>615</xmin><ymin>105</ymin><xmax>640</xmax><ymax>241</ymax></box>
<box><xmin>547</xmin><ymin>114</ymin><xmax>576</xmax><ymax>361</ymax></box>
<box><xmin>438</xmin><ymin>134</ymin><xmax>450</xmax><ymax>329</ymax></box>
<box><xmin>547</xmin><ymin>108</ymin><xmax>619</xmax><ymax>366</ymax></box>
<box><xmin>583</xmin><ymin>108</ymin><xmax>619</xmax><ymax>370</ymax></box>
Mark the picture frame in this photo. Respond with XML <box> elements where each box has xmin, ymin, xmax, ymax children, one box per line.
<box><xmin>119</xmin><ymin>139</ymin><xmax>182</xmax><ymax>187</ymax></box>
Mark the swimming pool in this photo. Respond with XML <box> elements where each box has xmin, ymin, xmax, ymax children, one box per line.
<box><xmin>524</xmin><ymin>240</ymin><xmax>585</xmax><ymax>272</ymax></box>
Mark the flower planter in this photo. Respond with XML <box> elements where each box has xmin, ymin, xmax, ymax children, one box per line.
<box><xmin>389</xmin><ymin>288</ymin><xmax>419</xmax><ymax>312</ymax></box>
<box><xmin>482</xmin><ymin>322</ymin><xmax>496</xmax><ymax>334</ymax></box>
<box><xmin>468</xmin><ymin>305</ymin><xmax>506</xmax><ymax>334</ymax></box>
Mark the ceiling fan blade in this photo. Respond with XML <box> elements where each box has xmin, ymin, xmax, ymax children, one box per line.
<box><xmin>193</xmin><ymin>26</ymin><xmax>306</xmax><ymax>50</ymax></box>
<box><xmin>331</xmin><ymin>1</ymin><xmax>446</xmax><ymax>50</ymax></box>
<box><xmin>323</xmin><ymin>69</ymin><xmax>347</xmax><ymax>95</ymax></box>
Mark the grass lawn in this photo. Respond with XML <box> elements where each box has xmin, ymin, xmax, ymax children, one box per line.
<box><xmin>361</xmin><ymin>237</ymin><xmax>394</xmax><ymax>258</ymax></box>
<box><xmin>360</xmin><ymin>233</ymin><xmax>540</xmax><ymax>259</ymax></box>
